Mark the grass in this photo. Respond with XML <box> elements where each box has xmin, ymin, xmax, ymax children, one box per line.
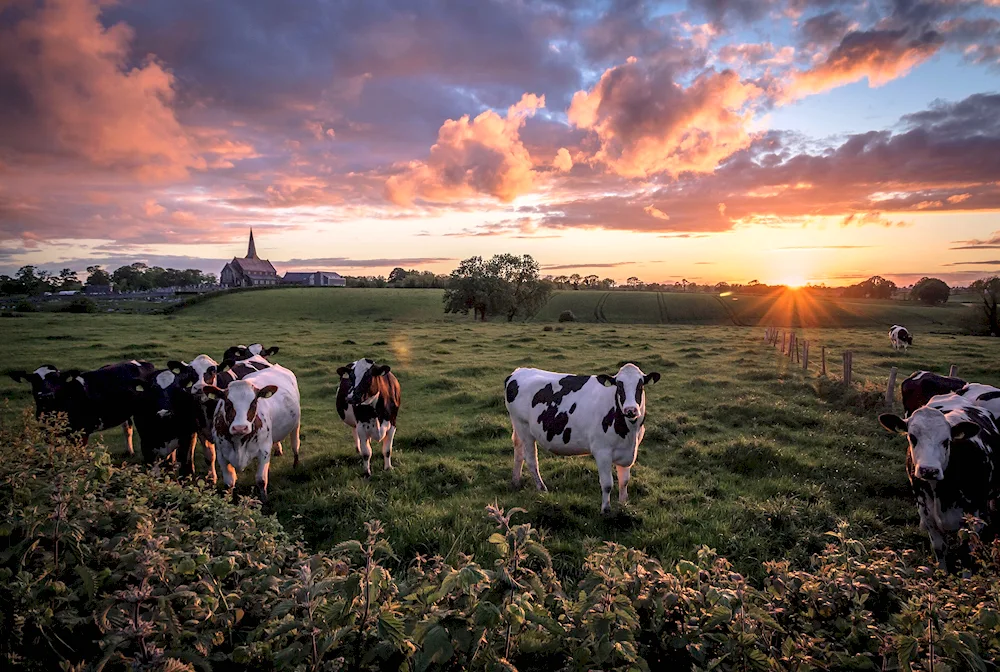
<box><xmin>0</xmin><ymin>287</ymin><xmax>996</xmax><ymax>583</ymax></box>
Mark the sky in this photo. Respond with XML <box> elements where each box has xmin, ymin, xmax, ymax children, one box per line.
<box><xmin>2</xmin><ymin>0</ymin><xmax>1000</xmax><ymax>287</ymax></box>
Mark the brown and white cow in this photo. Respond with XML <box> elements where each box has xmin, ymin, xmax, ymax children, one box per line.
<box><xmin>203</xmin><ymin>364</ymin><xmax>301</xmax><ymax>503</ymax></box>
<box><xmin>336</xmin><ymin>359</ymin><xmax>401</xmax><ymax>478</ymax></box>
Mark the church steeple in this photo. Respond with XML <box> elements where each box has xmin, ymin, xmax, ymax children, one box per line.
<box><xmin>246</xmin><ymin>228</ymin><xmax>258</xmax><ymax>259</ymax></box>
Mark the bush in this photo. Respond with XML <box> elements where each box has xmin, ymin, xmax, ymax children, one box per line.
<box><xmin>61</xmin><ymin>296</ymin><xmax>98</xmax><ymax>314</ymax></box>
<box><xmin>5</xmin><ymin>417</ymin><xmax>1000</xmax><ymax>671</ymax></box>
<box><xmin>558</xmin><ymin>310</ymin><xmax>577</xmax><ymax>323</ymax></box>
<box><xmin>911</xmin><ymin>277</ymin><xmax>951</xmax><ymax>305</ymax></box>
<box><xmin>13</xmin><ymin>299</ymin><xmax>36</xmax><ymax>313</ymax></box>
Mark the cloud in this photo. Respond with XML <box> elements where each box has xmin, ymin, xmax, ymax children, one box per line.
<box><xmin>776</xmin><ymin>245</ymin><xmax>873</xmax><ymax>250</ymax></box>
<box><xmin>568</xmin><ymin>57</ymin><xmax>762</xmax><ymax>178</ymax></box>
<box><xmin>0</xmin><ymin>0</ymin><xmax>203</xmax><ymax>179</ymax></box>
<box><xmin>385</xmin><ymin>93</ymin><xmax>546</xmax><ymax>205</ymax></box>
<box><xmin>945</xmin><ymin>259</ymin><xmax>1000</xmax><ymax>265</ymax></box>
<box><xmin>541</xmin><ymin>261</ymin><xmax>638</xmax><ymax>270</ymax></box>
<box><xmin>951</xmin><ymin>232</ymin><xmax>1000</xmax><ymax>249</ymax></box>
<box><xmin>552</xmin><ymin>148</ymin><xmax>574</xmax><ymax>172</ymax></box>
<box><xmin>277</xmin><ymin>257</ymin><xmax>454</xmax><ymax>269</ymax></box>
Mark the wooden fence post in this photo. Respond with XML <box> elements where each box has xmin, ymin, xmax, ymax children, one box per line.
<box><xmin>886</xmin><ymin>366</ymin><xmax>898</xmax><ymax>406</ymax></box>
<box><xmin>949</xmin><ymin>364</ymin><xmax>958</xmax><ymax>378</ymax></box>
<box><xmin>782</xmin><ymin>332</ymin><xmax>786</xmax><ymax>354</ymax></box>
<box><xmin>803</xmin><ymin>341</ymin><xmax>809</xmax><ymax>371</ymax></box>
<box><xmin>821</xmin><ymin>346</ymin><xmax>826</xmax><ymax>376</ymax></box>
<box><xmin>843</xmin><ymin>351</ymin><xmax>853</xmax><ymax>387</ymax></box>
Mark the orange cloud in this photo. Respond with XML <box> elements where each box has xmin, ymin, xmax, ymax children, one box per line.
<box><xmin>0</xmin><ymin>0</ymin><xmax>203</xmax><ymax>179</ymax></box>
<box><xmin>568</xmin><ymin>58</ymin><xmax>761</xmax><ymax>178</ymax></box>
<box><xmin>385</xmin><ymin>93</ymin><xmax>545</xmax><ymax>205</ymax></box>
<box><xmin>553</xmin><ymin>147</ymin><xmax>574</xmax><ymax>172</ymax></box>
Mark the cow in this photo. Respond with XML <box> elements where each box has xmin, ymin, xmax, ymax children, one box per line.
<box><xmin>130</xmin><ymin>362</ymin><xmax>201</xmax><ymax>476</ymax></box>
<box><xmin>958</xmin><ymin>383</ymin><xmax>1000</xmax><ymax>418</ymax></box>
<box><xmin>901</xmin><ymin>370</ymin><xmax>966</xmax><ymax>417</ymax></box>
<box><xmin>879</xmin><ymin>396</ymin><xmax>1000</xmax><ymax>572</ymax></box>
<box><xmin>889</xmin><ymin>325</ymin><xmax>914</xmax><ymax>351</ymax></box>
<box><xmin>203</xmin><ymin>364</ymin><xmax>301</xmax><ymax>503</ymax></box>
<box><xmin>9</xmin><ymin>360</ymin><xmax>155</xmax><ymax>454</ymax></box>
<box><xmin>504</xmin><ymin>362</ymin><xmax>661</xmax><ymax>514</ymax></box>
<box><xmin>221</xmin><ymin>343</ymin><xmax>279</xmax><ymax>365</ymax></box>
<box><xmin>335</xmin><ymin>359</ymin><xmax>401</xmax><ymax>478</ymax></box>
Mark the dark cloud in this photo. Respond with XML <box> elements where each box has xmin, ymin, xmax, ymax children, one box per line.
<box><xmin>777</xmin><ymin>245</ymin><xmax>873</xmax><ymax>249</ymax></box>
<box><xmin>951</xmin><ymin>232</ymin><xmax>1000</xmax><ymax>250</ymax></box>
<box><xmin>278</xmin><ymin>256</ymin><xmax>454</xmax><ymax>268</ymax></box>
<box><xmin>541</xmin><ymin>261</ymin><xmax>638</xmax><ymax>270</ymax></box>
<box><xmin>945</xmin><ymin>259</ymin><xmax>1000</xmax><ymax>265</ymax></box>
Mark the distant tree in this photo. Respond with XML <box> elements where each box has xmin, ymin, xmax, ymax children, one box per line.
<box><xmin>601</xmin><ymin>277</ymin><xmax>616</xmax><ymax>289</ymax></box>
<box><xmin>443</xmin><ymin>256</ymin><xmax>489</xmax><ymax>320</ymax></box>
<box><xmin>715</xmin><ymin>282</ymin><xmax>730</xmax><ymax>294</ymax></box>
<box><xmin>387</xmin><ymin>267</ymin><xmax>410</xmax><ymax>285</ymax></box>
<box><xmin>583</xmin><ymin>274</ymin><xmax>600</xmax><ymax>288</ymax></box>
<box><xmin>911</xmin><ymin>277</ymin><xmax>950</xmax><ymax>305</ymax></box>
<box><xmin>969</xmin><ymin>276</ymin><xmax>1000</xmax><ymax>336</ymax></box>
<box><xmin>843</xmin><ymin>275</ymin><xmax>896</xmax><ymax>299</ymax></box>
<box><xmin>57</xmin><ymin>268</ymin><xmax>82</xmax><ymax>291</ymax></box>
<box><xmin>626</xmin><ymin>276</ymin><xmax>642</xmax><ymax>290</ymax></box>
<box><xmin>86</xmin><ymin>265</ymin><xmax>112</xmax><ymax>286</ymax></box>
<box><xmin>14</xmin><ymin>266</ymin><xmax>52</xmax><ymax>295</ymax></box>
<box><xmin>569</xmin><ymin>273</ymin><xmax>582</xmax><ymax>290</ymax></box>
<box><xmin>443</xmin><ymin>254</ymin><xmax>550</xmax><ymax>321</ymax></box>
<box><xmin>112</xmin><ymin>263</ymin><xmax>150</xmax><ymax>292</ymax></box>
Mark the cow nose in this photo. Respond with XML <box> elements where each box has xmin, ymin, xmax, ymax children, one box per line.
<box><xmin>917</xmin><ymin>466</ymin><xmax>942</xmax><ymax>480</ymax></box>
<box><xmin>623</xmin><ymin>407</ymin><xmax>639</xmax><ymax>419</ymax></box>
<box><xmin>231</xmin><ymin>424</ymin><xmax>251</xmax><ymax>436</ymax></box>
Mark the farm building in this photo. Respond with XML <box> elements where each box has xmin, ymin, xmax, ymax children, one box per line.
<box><xmin>220</xmin><ymin>229</ymin><xmax>278</xmax><ymax>287</ymax></box>
<box><xmin>282</xmin><ymin>271</ymin><xmax>346</xmax><ymax>287</ymax></box>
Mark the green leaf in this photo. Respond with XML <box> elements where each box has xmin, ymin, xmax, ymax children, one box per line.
<box><xmin>75</xmin><ymin>565</ymin><xmax>96</xmax><ymax>601</ymax></box>
<box><xmin>378</xmin><ymin>612</ymin><xmax>407</xmax><ymax>646</ymax></box>
<box><xmin>333</xmin><ymin>540</ymin><xmax>364</xmax><ymax>556</ymax></box>
<box><xmin>422</xmin><ymin>624</ymin><xmax>454</xmax><ymax>664</ymax></box>
<box><xmin>704</xmin><ymin>605</ymin><xmax>732</xmax><ymax>630</ymax></box>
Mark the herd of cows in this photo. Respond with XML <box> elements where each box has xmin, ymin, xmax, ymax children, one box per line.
<box><xmin>6</xmin><ymin>324</ymin><xmax>1000</xmax><ymax>573</ymax></box>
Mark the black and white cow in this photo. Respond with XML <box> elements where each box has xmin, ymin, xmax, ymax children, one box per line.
<box><xmin>336</xmin><ymin>359</ymin><xmax>401</xmax><ymax>477</ymax></box>
<box><xmin>130</xmin><ymin>362</ymin><xmax>201</xmax><ymax>475</ymax></box>
<box><xmin>901</xmin><ymin>370</ymin><xmax>966</xmax><ymax>417</ymax></box>
<box><xmin>879</xmin><ymin>395</ymin><xmax>1000</xmax><ymax>572</ymax></box>
<box><xmin>221</xmin><ymin>343</ymin><xmax>279</xmax><ymax>365</ymax></box>
<box><xmin>9</xmin><ymin>360</ymin><xmax>155</xmax><ymax>453</ymax></box>
<box><xmin>957</xmin><ymin>383</ymin><xmax>1000</xmax><ymax>418</ymax></box>
<box><xmin>889</xmin><ymin>325</ymin><xmax>914</xmax><ymax>351</ymax></box>
<box><xmin>504</xmin><ymin>363</ymin><xmax>661</xmax><ymax>513</ymax></box>
<box><xmin>203</xmin><ymin>364</ymin><xmax>301</xmax><ymax>503</ymax></box>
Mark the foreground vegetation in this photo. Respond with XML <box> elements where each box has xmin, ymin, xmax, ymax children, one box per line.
<box><xmin>5</xmin><ymin>418</ymin><xmax>1000</xmax><ymax>671</ymax></box>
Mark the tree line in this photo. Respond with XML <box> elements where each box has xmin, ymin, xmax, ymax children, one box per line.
<box><xmin>0</xmin><ymin>263</ymin><xmax>215</xmax><ymax>296</ymax></box>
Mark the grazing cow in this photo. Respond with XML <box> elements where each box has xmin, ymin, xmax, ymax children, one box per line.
<box><xmin>221</xmin><ymin>343</ymin><xmax>279</xmax><ymax>365</ymax></box>
<box><xmin>504</xmin><ymin>363</ymin><xmax>661</xmax><ymax>513</ymax></box>
<box><xmin>901</xmin><ymin>370</ymin><xmax>966</xmax><ymax>417</ymax></box>
<box><xmin>9</xmin><ymin>361</ymin><xmax>154</xmax><ymax>454</ymax></box>
<box><xmin>130</xmin><ymin>362</ymin><xmax>201</xmax><ymax>475</ymax></box>
<box><xmin>203</xmin><ymin>364</ymin><xmax>301</xmax><ymax>503</ymax></box>
<box><xmin>336</xmin><ymin>359</ymin><xmax>401</xmax><ymax>477</ymax></box>
<box><xmin>889</xmin><ymin>325</ymin><xmax>914</xmax><ymax>351</ymax></box>
<box><xmin>879</xmin><ymin>397</ymin><xmax>1000</xmax><ymax>572</ymax></box>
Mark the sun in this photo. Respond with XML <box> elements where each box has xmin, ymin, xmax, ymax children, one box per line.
<box><xmin>782</xmin><ymin>277</ymin><xmax>807</xmax><ymax>289</ymax></box>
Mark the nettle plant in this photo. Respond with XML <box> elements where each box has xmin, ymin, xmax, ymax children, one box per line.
<box><xmin>4</xmin><ymin>415</ymin><xmax>1000</xmax><ymax>671</ymax></box>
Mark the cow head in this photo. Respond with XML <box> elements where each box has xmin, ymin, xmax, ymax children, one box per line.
<box><xmin>879</xmin><ymin>408</ymin><xmax>980</xmax><ymax>481</ymax></box>
<box><xmin>204</xmin><ymin>380</ymin><xmax>278</xmax><ymax>437</ymax></box>
<box><xmin>8</xmin><ymin>365</ymin><xmax>67</xmax><ymax>416</ymax></box>
<box><xmin>222</xmin><ymin>343</ymin><xmax>279</xmax><ymax>365</ymax></box>
<box><xmin>337</xmin><ymin>358</ymin><xmax>391</xmax><ymax>406</ymax></box>
<box><xmin>188</xmin><ymin>354</ymin><xmax>219</xmax><ymax>394</ymax></box>
<box><xmin>597</xmin><ymin>363</ymin><xmax>661</xmax><ymax>423</ymax></box>
<box><xmin>901</xmin><ymin>331</ymin><xmax>914</xmax><ymax>345</ymax></box>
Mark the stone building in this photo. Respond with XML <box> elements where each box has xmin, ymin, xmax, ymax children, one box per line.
<box><xmin>220</xmin><ymin>230</ymin><xmax>278</xmax><ymax>287</ymax></box>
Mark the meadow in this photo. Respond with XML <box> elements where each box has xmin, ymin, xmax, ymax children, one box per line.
<box><xmin>1</xmin><ymin>287</ymin><xmax>997</xmax><ymax>583</ymax></box>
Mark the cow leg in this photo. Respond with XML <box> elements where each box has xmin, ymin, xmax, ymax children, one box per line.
<box><xmin>256</xmin><ymin>452</ymin><xmax>271</xmax><ymax>505</ymax></box>
<box><xmin>927</xmin><ymin>528</ymin><xmax>948</xmax><ymax>572</ymax></box>
<box><xmin>290</xmin><ymin>422</ymin><xmax>301</xmax><ymax>468</ymax></box>
<box><xmin>522</xmin><ymin>436</ymin><xmax>547</xmax><ymax>493</ymax></box>
<box><xmin>596</xmin><ymin>452</ymin><xmax>614</xmax><ymax>514</ymax></box>
<box><xmin>221</xmin><ymin>458</ymin><xmax>238</xmax><ymax>503</ymax></box>
<box><xmin>358</xmin><ymin>426</ymin><xmax>373</xmax><ymax>478</ymax></box>
<box><xmin>352</xmin><ymin>426</ymin><xmax>361</xmax><ymax>454</ymax></box>
<box><xmin>272</xmin><ymin>441</ymin><xmax>283</xmax><ymax>457</ymax></box>
<box><xmin>616</xmin><ymin>464</ymin><xmax>631</xmax><ymax>506</ymax></box>
<box><xmin>179</xmin><ymin>434</ymin><xmax>197</xmax><ymax>478</ymax></box>
<box><xmin>202</xmin><ymin>438</ymin><xmax>217</xmax><ymax>484</ymax></box>
<box><xmin>511</xmin><ymin>428</ymin><xmax>525</xmax><ymax>489</ymax></box>
<box><xmin>122</xmin><ymin>420</ymin><xmax>134</xmax><ymax>456</ymax></box>
<box><xmin>382</xmin><ymin>424</ymin><xmax>395</xmax><ymax>471</ymax></box>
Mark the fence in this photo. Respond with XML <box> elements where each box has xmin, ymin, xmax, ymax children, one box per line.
<box><xmin>761</xmin><ymin>326</ymin><xmax>961</xmax><ymax>411</ymax></box>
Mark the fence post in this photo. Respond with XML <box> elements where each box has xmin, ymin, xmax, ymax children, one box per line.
<box><xmin>821</xmin><ymin>346</ymin><xmax>826</xmax><ymax>376</ymax></box>
<box><xmin>782</xmin><ymin>332</ymin><xmax>786</xmax><ymax>354</ymax></box>
<box><xmin>949</xmin><ymin>364</ymin><xmax>958</xmax><ymax>378</ymax></box>
<box><xmin>803</xmin><ymin>341</ymin><xmax>809</xmax><ymax>371</ymax></box>
<box><xmin>886</xmin><ymin>366</ymin><xmax>897</xmax><ymax>406</ymax></box>
<box><xmin>843</xmin><ymin>351</ymin><xmax>853</xmax><ymax>387</ymax></box>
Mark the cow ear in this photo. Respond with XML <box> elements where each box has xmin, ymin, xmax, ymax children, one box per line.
<box><xmin>8</xmin><ymin>371</ymin><xmax>28</xmax><ymax>383</ymax></box>
<box><xmin>257</xmin><ymin>385</ymin><xmax>279</xmax><ymax>399</ymax></box>
<box><xmin>596</xmin><ymin>374</ymin><xmax>615</xmax><ymax>386</ymax></box>
<box><xmin>218</xmin><ymin>359</ymin><xmax>233</xmax><ymax>374</ymax></box>
<box><xmin>167</xmin><ymin>360</ymin><xmax>186</xmax><ymax>374</ymax></box>
<box><xmin>62</xmin><ymin>370</ymin><xmax>82</xmax><ymax>383</ymax></box>
<box><xmin>202</xmin><ymin>385</ymin><xmax>224</xmax><ymax>401</ymax></box>
<box><xmin>644</xmin><ymin>372</ymin><xmax>661</xmax><ymax>385</ymax></box>
<box><xmin>128</xmin><ymin>380</ymin><xmax>145</xmax><ymax>393</ymax></box>
<box><xmin>878</xmin><ymin>413</ymin><xmax>908</xmax><ymax>435</ymax></box>
<box><xmin>951</xmin><ymin>421</ymin><xmax>980</xmax><ymax>441</ymax></box>
<box><xmin>336</xmin><ymin>366</ymin><xmax>350</xmax><ymax>377</ymax></box>
<box><xmin>265</xmin><ymin>346</ymin><xmax>279</xmax><ymax>356</ymax></box>
<box><xmin>374</xmin><ymin>365</ymin><xmax>391</xmax><ymax>376</ymax></box>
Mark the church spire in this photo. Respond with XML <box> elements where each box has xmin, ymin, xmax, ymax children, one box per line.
<box><xmin>246</xmin><ymin>228</ymin><xmax>258</xmax><ymax>259</ymax></box>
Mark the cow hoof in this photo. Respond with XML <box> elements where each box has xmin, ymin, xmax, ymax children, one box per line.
<box><xmin>510</xmin><ymin>480</ymin><xmax>521</xmax><ymax>491</ymax></box>
<box><xmin>293</xmin><ymin>457</ymin><xmax>300</xmax><ymax>469</ymax></box>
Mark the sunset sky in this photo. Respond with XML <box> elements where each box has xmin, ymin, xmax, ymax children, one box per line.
<box><xmin>2</xmin><ymin>0</ymin><xmax>1000</xmax><ymax>286</ymax></box>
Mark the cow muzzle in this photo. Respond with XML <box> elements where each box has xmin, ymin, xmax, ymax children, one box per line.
<box><xmin>230</xmin><ymin>423</ymin><xmax>251</xmax><ymax>436</ymax></box>
<box><xmin>916</xmin><ymin>465</ymin><xmax>943</xmax><ymax>481</ymax></box>
<box><xmin>623</xmin><ymin>407</ymin><xmax>640</xmax><ymax>421</ymax></box>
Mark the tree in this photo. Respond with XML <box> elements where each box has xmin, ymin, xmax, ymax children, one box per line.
<box><xmin>842</xmin><ymin>275</ymin><xmax>896</xmax><ymax>299</ymax></box>
<box><xmin>86</xmin><ymin>265</ymin><xmax>112</xmax><ymax>286</ymax></box>
<box><xmin>569</xmin><ymin>273</ymin><xmax>582</xmax><ymax>290</ymax></box>
<box><xmin>911</xmin><ymin>277</ymin><xmax>950</xmax><ymax>305</ymax></box>
<box><xmin>57</xmin><ymin>268</ymin><xmax>82</xmax><ymax>291</ymax></box>
<box><xmin>111</xmin><ymin>263</ymin><xmax>150</xmax><ymax>292</ymax></box>
<box><xmin>970</xmin><ymin>276</ymin><xmax>1000</xmax><ymax>336</ymax></box>
<box><xmin>442</xmin><ymin>254</ymin><xmax>551</xmax><ymax>321</ymax></box>
<box><xmin>626</xmin><ymin>276</ymin><xmax>642</xmax><ymax>290</ymax></box>
<box><xmin>387</xmin><ymin>267</ymin><xmax>411</xmax><ymax>285</ymax></box>
<box><xmin>14</xmin><ymin>266</ymin><xmax>52</xmax><ymax>295</ymax></box>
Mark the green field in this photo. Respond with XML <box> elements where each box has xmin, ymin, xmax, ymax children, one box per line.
<box><xmin>2</xmin><ymin>287</ymin><xmax>998</xmax><ymax>581</ymax></box>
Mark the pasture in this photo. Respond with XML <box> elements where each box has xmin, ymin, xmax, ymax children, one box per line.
<box><xmin>1</xmin><ymin>287</ymin><xmax>997</xmax><ymax>581</ymax></box>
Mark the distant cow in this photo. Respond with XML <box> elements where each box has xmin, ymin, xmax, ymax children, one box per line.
<box><xmin>504</xmin><ymin>363</ymin><xmax>661</xmax><ymax>513</ymax></box>
<box><xmin>889</xmin><ymin>325</ymin><xmax>914</xmax><ymax>351</ymax></box>
<box><xmin>901</xmin><ymin>370</ymin><xmax>966</xmax><ymax>417</ymax></box>
<box><xmin>336</xmin><ymin>359</ymin><xmax>401</xmax><ymax>477</ymax></box>
<box><xmin>9</xmin><ymin>361</ymin><xmax>155</xmax><ymax>454</ymax></box>
<box><xmin>879</xmin><ymin>396</ymin><xmax>1000</xmax><ymax>572</ymax></box>
<box><xmin>131</xmin><ymin>362</ymin><xmax>201</xmax><ymax>475</ymax></box>
<box><xmin>203</xmin><ymin>364</ymin><xmax>301</xmax><ymax>503</ymax></box>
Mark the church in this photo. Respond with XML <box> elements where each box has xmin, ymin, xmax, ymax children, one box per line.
<box><xmin>220</xmin><ymin>229</ymin><xmax>279</xmax><ymax>287</ymax></box>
